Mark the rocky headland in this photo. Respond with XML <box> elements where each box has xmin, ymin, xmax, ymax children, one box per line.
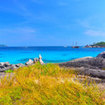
<box><xmin>84</xmin><ymin>41</ymin><xmax>105</xmax><ymax>48</ymax></box>
<box><xmin>59</xmin><ymin>51</ymin><xmax>105</xmax><ymax>79</ymax></box>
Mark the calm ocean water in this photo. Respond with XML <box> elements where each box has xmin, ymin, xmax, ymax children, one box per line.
<box><xmin>0</xmin><ymin>46</ymin><xmax>105</xmax><ymax>64</ymax></box>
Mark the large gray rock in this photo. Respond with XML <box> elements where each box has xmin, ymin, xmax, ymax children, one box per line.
<box><xmin>75</xmin><ymin>68</ymin><xmax>105</xmax><ymax>79</ymax></box>
<box><xmin>87</xmin><ymin>57</ymin><xmax>104</xmax><ymax>69</ymax></box>
<box><xmin>97</xmin><ymin>51</ymin><xmax>105</xmax><ymax>58</ymax></box>
<box><xmin>59</xmin><ymin>57</ymin><xmax>92</xmax><ymax>68</ymax></box>
<box><xmin>102</xmin><ymin>60</ymin><xmax>105</xmax><ymax>68</ymax></box>
<box><xmin>59</xmin><ymin>57</ymin><xmax>105</xmax><ymax>69</ymax></box>
<box><xmin>59</xmin><ymin>56</ymin><xmax>105</xmax><ymax>79</ymax></box>
<box><xmin>25</xmin><ymin>59</ymin><xmax>34</xmax><ymax>65</ymax></box>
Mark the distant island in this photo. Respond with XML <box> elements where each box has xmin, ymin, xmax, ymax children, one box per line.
<box><xmin>84</xmin><ymin>41</ymin><xmax>105</xmax><ymax>48</ymax></box>
<box><xmin>0</xmin><ymin>44</ymin><xmax>7</xmax><ymax>47</ymax></box>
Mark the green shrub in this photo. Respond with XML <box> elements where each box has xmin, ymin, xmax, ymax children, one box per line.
<box><xmin>5</xmin><ymin>69</ymin><xmax>13</xmax><ymax>73</ymax></box>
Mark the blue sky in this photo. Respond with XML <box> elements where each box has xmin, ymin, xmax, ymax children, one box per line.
<box><xmin>0</xmin><ymin>0</ymin><xmax>105</xmax><ymax>46</ymax></box>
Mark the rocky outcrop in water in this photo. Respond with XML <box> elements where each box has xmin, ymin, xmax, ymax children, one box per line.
<box><xmin>59</xmin><ymin>57</ymin><xmax>105</xmax><ymax>69</ymax></box>
<box><xmin>97</xmin><ymin>51</ymin><xmax>105</xmax><ymax>58</ymax></box>
<box><xmin>0</xmin><ymin>55</ymin><xmax>44</xmax><ymax>72</ymax></box>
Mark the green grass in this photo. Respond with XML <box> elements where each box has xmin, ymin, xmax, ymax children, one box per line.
<box><xmin>5</xmin><ymin>69</ymin><xmax>14</xmax><ymax>73</ymax></box>
<box><xmin>0</xmin><ymin>62</ymin><xmax>105</xmax><ymax>105</ymax></box>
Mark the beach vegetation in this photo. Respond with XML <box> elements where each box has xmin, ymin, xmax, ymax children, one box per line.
<box><xmin>5</xmin><ymin>69</ymin><xmax>14</xmax><ymax>73</ymax></box>
<box><xmin>0</xmin><ymin>62</ymin><xmax>105</xmax><ymax>105</ymax></box>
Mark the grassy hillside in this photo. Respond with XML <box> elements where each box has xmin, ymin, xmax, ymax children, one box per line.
<box><xmin>0</xmin><ymin>62</ymin><xmax>105</xmax><ymax>105</ymax></box>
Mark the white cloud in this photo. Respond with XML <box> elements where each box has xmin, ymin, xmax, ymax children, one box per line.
<box><xmin>77</xmin><ymin>16</ymin><xmax>105</xmax><ymax>37</ymax></box>
<box><xmin>85</xmin><ymin>30</ymin><xmax>105</xmax><ymax>36</ymax></box>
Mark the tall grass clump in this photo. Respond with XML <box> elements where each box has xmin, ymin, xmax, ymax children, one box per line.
<box><xmin>0</xmin><ymin>62</ymin><xmax>105</xmax><ymax>105</ymax></box>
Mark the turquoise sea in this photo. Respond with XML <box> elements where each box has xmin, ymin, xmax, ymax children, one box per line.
<box><xmin>0</xmin><ymin>47</ymin><xmax>105</xmax><ymax>64</ymax></box>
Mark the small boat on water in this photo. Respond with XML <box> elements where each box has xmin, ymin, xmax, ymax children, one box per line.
<box><xmin>72</xmin><ymin>42</ymin><xmax>80</xmax><ymax>48</ymax></box>
<box><xmin>72</xmin><ymin>46</ymin><xmax>79</xmax><ymax>48</ymax></box>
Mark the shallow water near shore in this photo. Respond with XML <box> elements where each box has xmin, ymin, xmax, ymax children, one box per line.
<box><xmin>0</xmin><ymin>46</ymin><xmax>105</xmax><ymax>64</ymax></box>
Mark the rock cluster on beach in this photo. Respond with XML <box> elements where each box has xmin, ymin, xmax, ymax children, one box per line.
<box><xmin>0</xmin><ymin>55</ymin><xmax>44</xmax><ymax>72</ymax></box>
<box><xmin>59</xmin><ymin>52</ymin><xmax>105</xmax><ymax>79</ymax></box>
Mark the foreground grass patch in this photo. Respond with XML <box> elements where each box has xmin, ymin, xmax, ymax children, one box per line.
<box><xmin>5</xmin><ymin>69</ymin><xmax>13</xmax><ymax>73</ymax></box>
<box><xmin>0</xmin><ymin>62</ymin><xmax>105</xmax><ymax>105</ymax></box>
